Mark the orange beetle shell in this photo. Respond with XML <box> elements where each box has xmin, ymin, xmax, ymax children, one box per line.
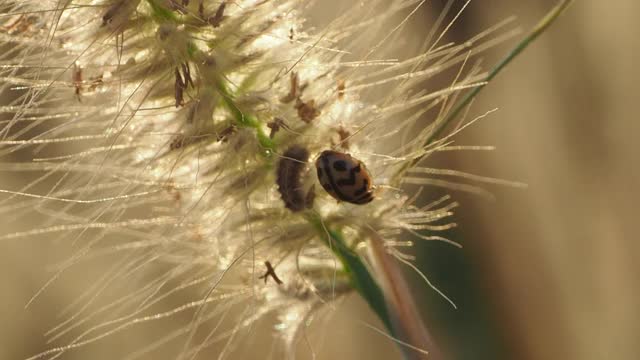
<box><xmin>315</xmin><ymin>150</ymin><xmax>374</xmax><ymax>204</ymax></box>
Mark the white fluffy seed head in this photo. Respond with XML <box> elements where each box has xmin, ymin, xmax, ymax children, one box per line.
<box><xmin>0</xmin><ymin>0</ymin><xmax>515</xmax><ymax>358</ymax></box>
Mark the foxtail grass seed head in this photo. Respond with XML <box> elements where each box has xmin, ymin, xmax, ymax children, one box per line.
<box><xmin>0</xmin><ymin>0</ymin><xmax>570</xmax><ymax>358</ymax></box>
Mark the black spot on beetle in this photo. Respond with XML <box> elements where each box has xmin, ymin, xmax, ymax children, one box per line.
<box><xmin>336</xmin><ymin>164</ymin><xmax>359</xmax><ymax>186</ymax></box>
<box><xmin>333</xmin><ymin>160</ymin><xmax>347</xmax><ymax>171</ymax></box>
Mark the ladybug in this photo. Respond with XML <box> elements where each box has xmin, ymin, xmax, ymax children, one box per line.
<box><xmin>315</xmin><ymin>150</ymin><xmax>374</xmax><ymax>204</ymax></box>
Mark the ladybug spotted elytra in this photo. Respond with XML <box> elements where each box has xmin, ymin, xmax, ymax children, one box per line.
<box><xmin>316</xmin><ymin>150</ymin><xmax>374</xmax><ymax>205</ymax></box>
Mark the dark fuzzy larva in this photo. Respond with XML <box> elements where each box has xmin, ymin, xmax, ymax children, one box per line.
<box><xmin>277</xmin><ymin>145</ymin><xmax>314</xmax><ymax>212</ymax></box>
<box><xmin>315</xmin><ymin>150</ymin><xmax>374</xmax><ymax>204</ymax></box>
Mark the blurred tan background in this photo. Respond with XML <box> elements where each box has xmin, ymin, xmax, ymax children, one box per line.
<box><xmin>453</xmin><ymin>1</ymin><xmax>639</xmax><ymax>359</ymax></box>
<box><xmin>1</xmin><ymin>1</ymin><xmax>638</xmax><ymax>359</ymax></box>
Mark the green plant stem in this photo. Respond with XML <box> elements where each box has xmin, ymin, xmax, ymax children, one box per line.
<box><xmin>412</xmin><ymin>0</ymin><xmax>574</xmax><ymax>169</ymax></box>
<box><xmin>306</xmin><ymin>213</ymin><xmax>393</xmax><ymax>331</ymax></box>
<box><xmin>146</xmin><ymin>0</ymin><xmax>178</xmax><ymax>22</ymax></box>
<box><xmin>215</xmin><ymin>80</ymin><xmax>276</xmax><ymax>153</ymax></box>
